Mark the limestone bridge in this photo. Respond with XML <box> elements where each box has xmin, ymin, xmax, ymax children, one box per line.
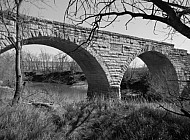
<box><xmin>0</xmin><ymin>12</ymin><xmax>190</xmax><ymax>99</ymax></box>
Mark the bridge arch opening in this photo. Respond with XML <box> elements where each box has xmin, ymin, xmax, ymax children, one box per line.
<box><xmin>1</xmin><ymin>36</ymin><xmax>111</xmax><ymax>99</ymax></box>
<box><xmin>121</xmin><ymin>51</ymin><xmax>179</xmax><ymax>101</ymax></box>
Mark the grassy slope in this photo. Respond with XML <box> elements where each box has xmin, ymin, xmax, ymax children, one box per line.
<box><xmin>0</xmin><ymin>84</ymin><xmax>190</xmax><ymax>140</ymax></box>
<box><xmin>0</xmin><ymin>101</ymin><xmax>190</xmax><ymax>139</ymax></box>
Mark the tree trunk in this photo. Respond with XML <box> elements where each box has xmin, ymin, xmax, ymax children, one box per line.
<box><xmin>12</xmin><ymin>46</ymin><xmax>22</xmax><ymax>105</ymax></box>
<box><xmin>11</xmin><ymin>1</ymin><xmax>23</xmax><ymax>106</ymax></box>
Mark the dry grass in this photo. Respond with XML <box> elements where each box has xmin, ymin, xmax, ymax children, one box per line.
<box><xmin>0</xmin><ymin>82</ymin><xmax>190</xmax><ymax>140</ymax></box>
<box><xmin>0</xmin><ymin>100</ymin><xmax>189</xmax><ymax>140</ymax></box>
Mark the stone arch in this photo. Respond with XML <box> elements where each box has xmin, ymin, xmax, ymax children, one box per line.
<box><xmin>121</xmin><ymin>50</ymin><xmax>179</xmax><ymax>96</ymax></box>
<box><xmin>1</xmin><ymin>36</ymin><xmax>111</xmax><ymax>98</ymax></box>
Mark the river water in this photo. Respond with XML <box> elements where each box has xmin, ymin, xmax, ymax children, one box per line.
<box><xmin>24</xmin><ymin>81</ymin><xmax>88</xmax><ymax>103</ymax></box>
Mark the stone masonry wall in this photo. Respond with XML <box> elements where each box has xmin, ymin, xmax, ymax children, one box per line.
<box><xmin>0</xmin><ymin>12</ymin><xmax>189</xmax><ymax>97</ymax></box>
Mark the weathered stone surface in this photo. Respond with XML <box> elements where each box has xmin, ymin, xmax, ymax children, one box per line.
<box><xmin>0</xmin><ymin>12</ymin><xmax>190</xmax><ymax>99</ymax></box>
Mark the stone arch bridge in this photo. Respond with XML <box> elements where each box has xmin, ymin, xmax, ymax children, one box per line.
<box><xmin>0</xmin><ymin>12</ymin><xmax>190</xmax><ymax>99</ymax></box>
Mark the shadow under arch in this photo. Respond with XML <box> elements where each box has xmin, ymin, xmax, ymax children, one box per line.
<box><xmin>0</xmin><ymin>36</ymin><xmax>111</xmax><ymax>98</ymax></box>
<box><xmin>121</xmin><ymin>51</ymin><xmax>179</xmax><ymax>97</ymax></box>
<box><xmin>138</xmin><ymin>51</ymin><xmax>179</xmax><ymax>95</ymax></box>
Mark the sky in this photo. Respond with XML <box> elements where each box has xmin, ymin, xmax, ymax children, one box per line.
<box><xmin>20</xmin><ymin>0</ymin><xmax>190</xmax><ymax>65</ymax></box>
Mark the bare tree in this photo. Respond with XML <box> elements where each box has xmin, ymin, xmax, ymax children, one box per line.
<box><xmin>53</xmin><ymin>52</ymin><xmax>70</xmax><ymax>71</ymax></box>
<box><xmin>22</xmin><ymin>51</ymin><xmax>40</xmax><ymax>71</ymax></box>
<box><xmin>65</xmin><ymin>0</ymin><xmax>190</xmax><ymax>40</ymax></box>
<box><xmin>0</xmin><ymin>0</ymin><xmax>55</xmax><ymax>105</ymax></box>
<box><xmin>38</xmin><ymin>49</ymin><xmax>52</xmax><ymax>72</ymax></box>
<box><xmin>0</xmin><ymin>0</ymin><xmax>25</xmax><ymax>105</ymax></box>
<box><xmin>22</xmin><ymin>51</ymin><xmax>75</xmax><ymax>73</ymax></box>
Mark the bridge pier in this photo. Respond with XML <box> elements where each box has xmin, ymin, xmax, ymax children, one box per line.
<box><xmin>109</xmin><ymin>86</ymin><xmax>121</xmax><ymax>99</ymax></box>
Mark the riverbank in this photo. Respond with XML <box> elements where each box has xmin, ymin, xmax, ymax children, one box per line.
<box><xmin>0</xmin><ymin>99</ymin><xmax>189</xmax><ymax>140</ymax></box>
<box><xmin>24</xmin><ymin>71</ymin><xmax>86</xmax><ymax>85</ymax></box>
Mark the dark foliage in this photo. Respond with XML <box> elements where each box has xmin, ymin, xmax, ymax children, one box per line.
<box><xmin>121</xmin><ymin>68</ymin><xmax>163</xmax><ymax>102</ymax></box>
<box><xmin>24</xmin><ymin>71</ymin><xmax>86</xmax><ymax>85</ymax></box>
